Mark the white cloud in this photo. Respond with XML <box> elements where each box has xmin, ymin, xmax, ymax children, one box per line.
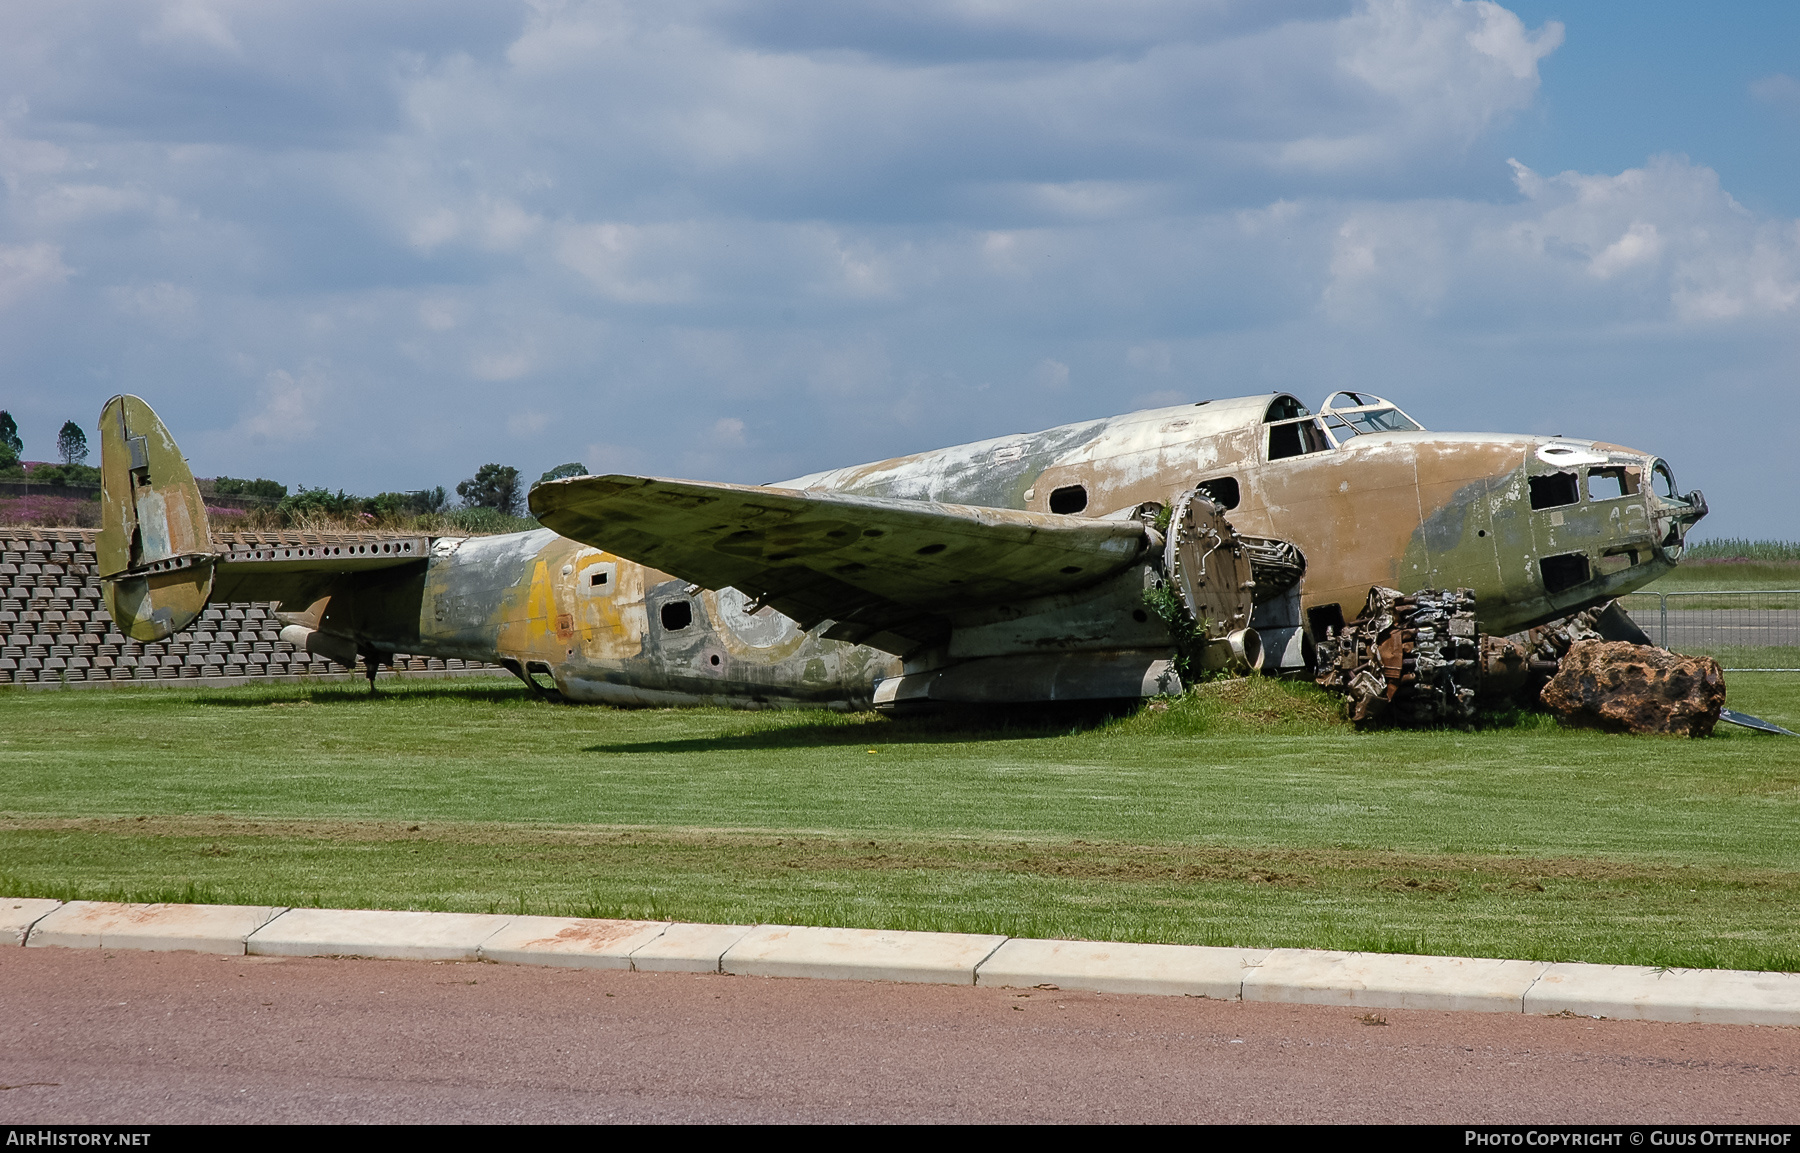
<box><xmin>0</xmin><ymin>242</ymin><xmax>71</xmax><ymax>310</ymax></box>
<box><xmin>238</xmin><ymin>367</ymin><xmax>325</xmax><ymax>443</ymax></box>
<box><xmin>0</xmin><ymin>1</ymin><xmax>1795</xmax><ymax>532</ymax></box>
<box><xmin>556</xmin><ymin>222</ymin><xmax>694</xmax><ymax>304</ymax></box>
<box><xmin>1031</xmin><ymin>357</ymin><xmax>1071</xmax><ymax>390</ymax></box>
<box><xmin>417</xmin><ymin>298</ymin><xmax>457</xmax><ymax>331</ymax></box>
<box><xmin>472</xmin><ymin>351</ymin><xmax>533</xmax><ymax>381</ymax></box>
<box><xmin>145</xmin><ymin>0</ymin><xmax>243</xmax><ymax>54</ymax></box>
<box><xmin>1126</xmin><ymin>343</ymin><xmax>1172</xmax><ymax>372</ymax></box>
<box><xmin>1318</xmin><ymin>156</ymin><xmax>1800</xmax><ymax>329</ymax></box>
<box><xmin>1587</xmin><ymin>221</ymin><xmax>1662</xmax><ymax>280</ymax></box>
<box><xmin>107</xmin><ymin>280</ymin><xmax>196</xmax><ymax>317</ymax></box>
<box><xmin>1751</xmin><ymin>73</ymin><xmax>1800</xmax><ymax>114</ymax></box>
<box><xmin>408</xmin><ymin>208</ymin><xmax>460</xmax><ymax>253</ymax></box>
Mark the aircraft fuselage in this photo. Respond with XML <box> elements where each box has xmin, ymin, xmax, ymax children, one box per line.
<box><xmin>296</xmin><ymin>391</ymin><xmax>1703</xmax><ymax>705</ymax></box>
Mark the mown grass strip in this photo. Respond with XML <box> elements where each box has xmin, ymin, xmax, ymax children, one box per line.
<box><xmin>2</xmin><ymin>818</ymin><xmax>1795</xmax><ymax>973</ymax></box>
<box><xmin>3</xmin><ymin>674</ymin><xmax>1797</xmax><ymax>970</ymax></box>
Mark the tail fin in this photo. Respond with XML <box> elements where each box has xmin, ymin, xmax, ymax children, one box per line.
<box><xmin>96</xmin><ymin>395</ymin><xmax>215</xmax><ymax>641</ymax></box>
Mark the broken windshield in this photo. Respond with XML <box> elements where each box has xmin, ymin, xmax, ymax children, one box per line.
<box><xmin>1323</xmin><ymin>407</ymin><xmax>1422</xmax><ymax>441</ymax></box>
<box><xmin>1317</xmin><ymin>392</ymin><xmax>1424</xmax><ymax>446</ymax></box>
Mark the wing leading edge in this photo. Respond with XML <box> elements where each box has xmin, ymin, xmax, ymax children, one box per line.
<box><xmin>530</xmin><ymin>474</ymin><xmax>1153</xmax><ymax>651</ymax></box>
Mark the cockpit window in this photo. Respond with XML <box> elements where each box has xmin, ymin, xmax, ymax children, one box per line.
<box><xmin>1268</xmin><ymin>417</ymin><xmax>1330</xmax><ymax>461</ymax></box>
<box><xmin>1316</xmin><ymin>391</ymin><xmax>1425</xmax><ymax>448</ymax></box>
<box><xmin>1264</xmin><ymin>395</ymin><xmax>1311</xmax><ymax>423</ymax></box>
<box><xmin>1326</xmin><ymin>407</ymin><xmax>1421</xmax><ymax>436</ymax></box>
<box><xmin>1652</xmin><ymin>461</ymin><xmax>1681</xmax><ymax>501</ymax></box>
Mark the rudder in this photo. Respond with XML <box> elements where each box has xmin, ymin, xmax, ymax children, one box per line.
<box><xmin>96</xmin><ymin>395</ymin><xmax>215</xmax><ymax>641</ymax></box>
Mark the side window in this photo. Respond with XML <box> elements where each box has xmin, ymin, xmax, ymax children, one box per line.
<box><xmin>578</xmin><ymin>561</ymin><xmax>617</xmax><ymax>597</ymax></box>
<box><xmin>1586</xmin><ymin>467</ymin><xmax>1637</xmax><ymax>501</ymax></box>
<box><xmin>1540</xmin><ymin>553</ymin><xmax>1591</xmax><ymax>593</ymax></box>
<box><xmin>1529</xmin><ymin>472</ymin><xmax>1580</xmax><ymax>510</ymax></box>
<box><xmin>1267</xmin><ymin>418</ymin><xmax>1329</xmax><ymax>461</ymax></box>
<box><xmin>1195</xmin><ymin>477</ymin><xmax>1240</xmax><ymax>510</ymax></box>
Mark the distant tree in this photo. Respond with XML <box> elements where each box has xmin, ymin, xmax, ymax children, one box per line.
<box><xmin>538</xmin><ymin>462</ymin><xmax>589</xmax><ymax>485</ymax></box>
<box><xmin>29</xmin><ymin>462</ymin><xmax>101</xmax><ymax>488</ymax></box>
<box><xmin>57</xmin><ymin>421</ymin><xmax>88</xmax><ymax>466</ymax></box>
<box><xmin>214</xmin><ymin>476</ymin><xmax>289</xmax><ymax>502</ymax></box>
<box><xmin>0</xmin><ymin>411</ymin><xmax>20</xmax><ymax>457</ymax></box>
<box><xmin>0</xmin><ymin>440</ymin><xmax>20</xmax><ymax>477</ymax></box>
<box><xmin>457</xmin><ymin>464</ymin><xmax>522</xmax><ymax>515</ymax></box>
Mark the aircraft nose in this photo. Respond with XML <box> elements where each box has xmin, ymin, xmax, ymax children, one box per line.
<box><xmin>1647</xmin><ymin>456</ymin><xmax>1706</xmax><ymax>557</ymax></box>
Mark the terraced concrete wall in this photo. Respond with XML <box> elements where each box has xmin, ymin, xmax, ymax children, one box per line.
<box><xmin>0</xmin><ymin>528</ymin><xmax>502</xmax><ymax>688</ymax></box>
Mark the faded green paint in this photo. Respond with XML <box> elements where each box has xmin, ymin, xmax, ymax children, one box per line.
<box><xmin>96</xmin><ymin>390</ymin><xmax>1704</xmax><ymax>711</ymax></box>
<box><xmin>94</xmin><ymin>395</ymin><xmax>217</xmax><ymax>642</ymax></box>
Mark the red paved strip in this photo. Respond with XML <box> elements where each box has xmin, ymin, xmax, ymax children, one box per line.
<box><xmin>2</xmin><ymin>948</ymin><xmax>1796</xmax><ymax>1124</ymax></box>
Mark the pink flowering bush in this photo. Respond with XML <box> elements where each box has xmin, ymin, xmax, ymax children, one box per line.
<box><xmin>0</xmin><ymin>495</ymin><xmax>100</xmax><ymax>527</ymax></box>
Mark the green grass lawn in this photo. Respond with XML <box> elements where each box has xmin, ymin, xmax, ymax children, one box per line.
<box><xmin>3</xmin><ymin>675</ymin><xmax>1798</xmax><ymax>971</ymax></box>
<box><xmin>1642</xmin><ymin>560</ymin><xmax>1800</xmax><ymax>593</ymax></box>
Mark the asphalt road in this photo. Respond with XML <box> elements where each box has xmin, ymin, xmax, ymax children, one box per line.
<box><xmin>2</xmin><ymin>948</ymin><xmax>1795</xmax><ymax>1124</ymax></box>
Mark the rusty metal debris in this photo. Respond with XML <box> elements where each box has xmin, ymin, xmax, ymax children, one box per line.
<box><xmin>1314</xmin><ymin>587</ymin><xmax>1481</xmax><ymax>725</ymax></box>
<box><xmin>1316</xmin><ymin>587</ymin><xmax>1791</xmax><ymax>737</ymax></box>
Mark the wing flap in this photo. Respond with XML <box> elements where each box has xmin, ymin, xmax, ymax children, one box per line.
<box><xmin>530</xmin><ymin>475</ymin><xmax>1150</xmax><ymax>639</ymax></box>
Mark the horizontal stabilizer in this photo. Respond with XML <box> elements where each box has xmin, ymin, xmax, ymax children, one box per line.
<box><xmin>213</xmin><ymin>538</ymin><xmax>430</xmax><ymax>607</ymax></box>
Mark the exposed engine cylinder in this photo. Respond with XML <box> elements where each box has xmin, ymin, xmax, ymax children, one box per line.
<box><xmin>1314</xmin><ymin>586</ymin><xmax>1481</xmax><ymax>724</ymax></box>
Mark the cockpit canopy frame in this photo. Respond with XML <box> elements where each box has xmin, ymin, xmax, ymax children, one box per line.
<box><xmin>1261</xmin><ymin>391</ymin><xmax>1425</xmax><ymax>460</ymax></box>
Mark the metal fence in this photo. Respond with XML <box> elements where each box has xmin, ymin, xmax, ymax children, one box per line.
<box><xmin>1614</xmin><ymin>590</ymin><xmax>1800</xmax><ymax>672</ymax></box>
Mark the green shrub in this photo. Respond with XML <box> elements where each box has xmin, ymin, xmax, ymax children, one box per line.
<box><xmin>27</xmin><ymin>463</ymin><xmax>101</xmax><ymax>488</ymax></box>
<box><xmin>214</xmin><ymin>476</ymin><xmax>289</xmax><ymax>501</ymax></box>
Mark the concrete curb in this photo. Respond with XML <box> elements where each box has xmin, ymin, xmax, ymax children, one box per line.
<box><xmin>977</xmin><ymin>938</ymin><xmax>1267</xmax><ymax>999</ymax></box>
<box><xmin>1524</xmin><ymin>961</ymin><xmax>1800</xmax><ymax>1026</ymax></box>
<box><xmin>1242</xmin><ymin>949</ymin><xmax>1549</xmax><ymax>1014</ymax></box>
<box><xmin>722</xmin><ymin>925</ymin><xmax>1008</xmax><ymax>985</ymax></box>
<box><xmin>477</xmin><ymin>916</ymin><xmax>669</xmax><ymax>969</ymax></box>
<box><xmin>2</xmin><ymin>898</ymin><xmax>64</xmax><ymax>946</ymax></box>
<box><xmin>245</xmin><ymin>908</ymin><xmax>515</xmax><ymax>961</ymax></box>
<box><xmin>27</xmin><ymin>901</ymin><xmax>285</xmax><ymax>955</ymax></box>
<box><xmin>7</xmin><ymin>900</ymin><xmax>1799</xmax><ymax>1027</ymax></box>
<box><xmin>630</xmin><ymin>923</ymin><xmax>755</xmax><ymax>972</ymax></box>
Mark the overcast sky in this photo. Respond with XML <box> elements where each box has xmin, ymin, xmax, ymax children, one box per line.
<box><xmin>1</xmin><ymin>0</ymin><xmax>1795</xmax><ymax>535</ymax></box>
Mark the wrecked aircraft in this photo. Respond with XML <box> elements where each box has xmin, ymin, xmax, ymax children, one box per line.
<box><xmin>94</xmin><ymin>390</ymin><xmax>1706</xmax><ymax>710</ymax></box>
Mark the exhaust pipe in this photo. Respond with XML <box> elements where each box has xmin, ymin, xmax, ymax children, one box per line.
<box><xmin>278</xmin><ymin>625</ymin><xmax>358</xmax><ymax>669</ymax></box>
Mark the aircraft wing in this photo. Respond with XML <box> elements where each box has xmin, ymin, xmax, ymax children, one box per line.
<box><xmin>531</xmin><ymin>475</ymin><xmax>1152</xmax><ymax>649</ymax></box>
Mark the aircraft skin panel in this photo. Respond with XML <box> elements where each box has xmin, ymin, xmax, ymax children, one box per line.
<box><xmin>530</xmin><ymin>474</ymin><xmax>1152</xmax><ymax>631</ymax></box>
<box><xmin>776</xmin><ymin>396</ymin><xmax>1686</xmax><ymax>638</ymax></box>
<box><xmin>281</xmin><ymin>527</ymin><xmax>897</xmax><ymax>707</ymax></box>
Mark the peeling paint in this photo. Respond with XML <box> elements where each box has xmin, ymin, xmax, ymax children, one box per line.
<box><xmin>96</xmin><ymin>389</ymin><xmax>1706</xmax><ymax>710</ymax></box>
